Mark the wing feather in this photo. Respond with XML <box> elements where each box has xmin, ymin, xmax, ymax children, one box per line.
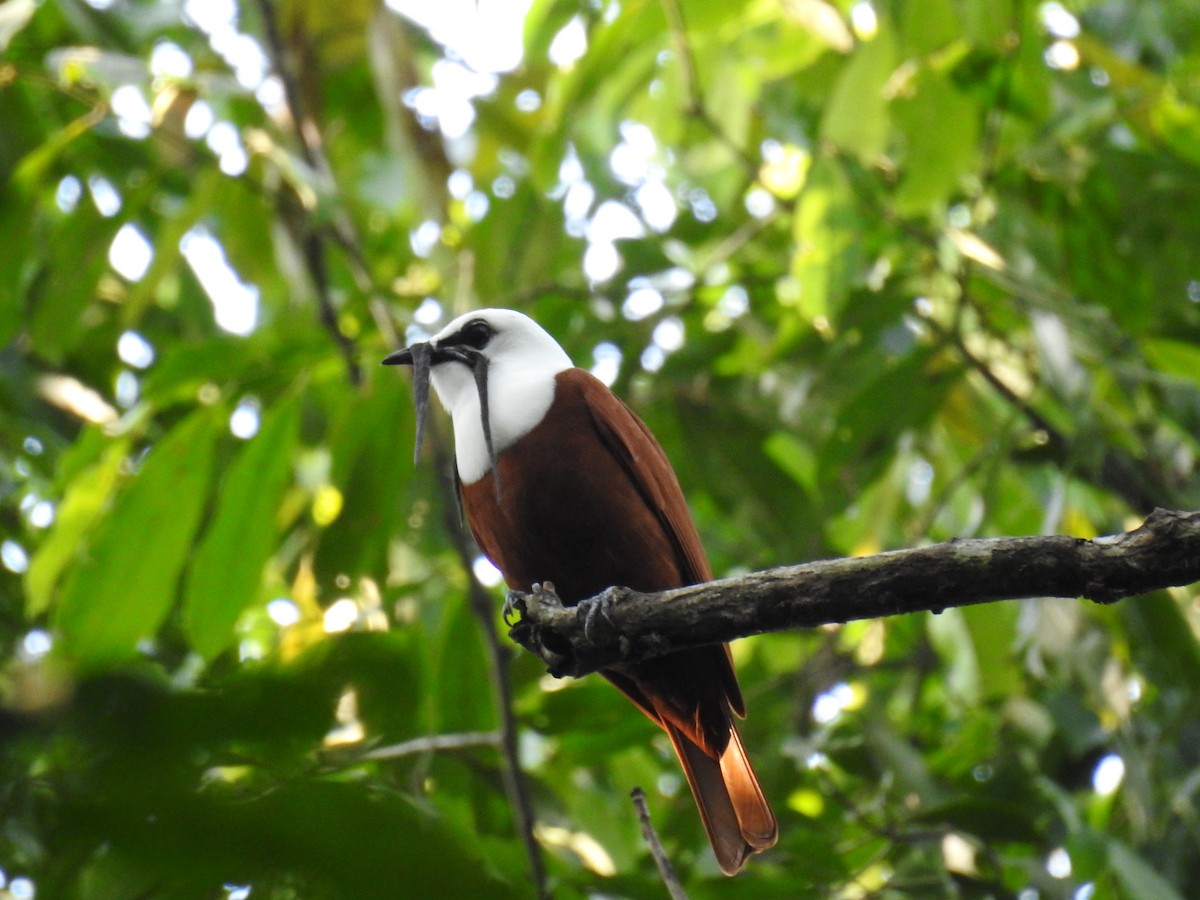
<box><xmin>571</xmin><ymin>371</ymin><xmax>745</xmax><ymax>718</ymax></box>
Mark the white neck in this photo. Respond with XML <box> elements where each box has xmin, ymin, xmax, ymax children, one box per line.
<box><xmin>427</xmin><ymin>310</ymin><xmax>574</xmax><ymax>484</ymax></box>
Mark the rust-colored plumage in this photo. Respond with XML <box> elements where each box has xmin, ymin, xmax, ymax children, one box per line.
<box><xmin>384</xmin><ymin>309</ymin><xmax>776</xmax><ymax>873</ymax></box>
<box><xmin>461</xmin><ymin>369</ymin><xmax>776</xmax><ymax>874</ymax></box>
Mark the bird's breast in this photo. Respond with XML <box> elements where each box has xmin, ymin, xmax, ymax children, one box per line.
<box><xmin>460</xmin><ymin>379</ymin><xmax>686</xmax><ymax>604</ymax></box>
<box><xmin>442</xmin><ymin>364</ymin><xmax>559</xmax><ymax>484</ymax></box>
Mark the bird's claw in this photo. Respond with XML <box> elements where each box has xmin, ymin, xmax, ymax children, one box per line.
<box><xmin>582</xmin><ymin>587</ymin><xmax>620</xmax><ymax>643</ymax></box>
<box><xmin>502</xmin><ymin>590</ymin><xmax>525</xmax><ymax>626</ymax></box>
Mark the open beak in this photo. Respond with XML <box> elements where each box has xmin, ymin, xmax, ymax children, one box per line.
<box><xmin>382</xmin><ymin>343</ymin><xmax>500</xmax><ymax>495</ymax></box>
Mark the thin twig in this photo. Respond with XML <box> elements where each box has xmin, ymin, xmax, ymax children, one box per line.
<box><xmin>700</xmin><ymin>208</ymin><xmax>782</xmax><ymax>270</ymax></box>
<box><xmin>253</xmin><ymin>0</ymin><xmax>362</xmax><ymax>385</ymax></box>
<box><xmin>926</xmin><ymin>311</ymin><xmax>1167</xmax><ymax>513</ymax></box>
<box><xmin>630</xmin><ymin>787</ymin><xmax>689</xmax><ymax>899</ymax></box>
<box><xmin>659</xmin><ymin>0</ymin><xmax>759</xmax><ymax>175</ymax></box>
<box><xmin>925</xmin><ymin>313</ymin><xmax>1059</xmax><ymax>440</ymax></box>
<box><xmin>362</xmin><ymin>730</ymin><xmax>501</xmax><ymax>760</ymax></box>
<box><xmin>938</xmin><ymin>10</ymin><xmax>1167</xmax><ymax>512</ymax></box>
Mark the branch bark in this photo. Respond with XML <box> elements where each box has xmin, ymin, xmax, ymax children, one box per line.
<box><xmin>506</xmin><ymin>508</ymin><xmax>1200</xmax><ymax>678</ymax></box>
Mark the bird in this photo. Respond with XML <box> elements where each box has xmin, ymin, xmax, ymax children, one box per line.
<box><xmin>383</xmin><ymin>308</ymin><xmax>776</xmax><ymax>874</ymax></box>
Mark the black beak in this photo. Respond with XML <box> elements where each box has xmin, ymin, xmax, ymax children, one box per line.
<box><xmin>381</xmin><ymin>347</ymin><xmax>414</xmax><ymax>366</ymax></box>
<box><xmin>381</xmin><ymin>342</ymin><xmax>501</xmax><ymax>498</ymax></box>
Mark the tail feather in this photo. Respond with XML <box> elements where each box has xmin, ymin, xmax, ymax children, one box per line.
<box><xmin>665</xmin><ymin>722</ymin><xmax>777</xmax><ymax>876</ymax></box>
<box><xmin>720</xmin><ymin>726</ymin><xmax>777</xmax><ymax>848</ymax></box>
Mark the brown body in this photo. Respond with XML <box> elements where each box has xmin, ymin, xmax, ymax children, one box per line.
<box><xmin>461</xmin><ymin>368</ymin><xmax>776</xmax><ymax>873</ymax></box>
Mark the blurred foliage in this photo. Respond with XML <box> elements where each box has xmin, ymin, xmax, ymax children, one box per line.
<box><xmin>2</xmin><ymin>0</ymin><xmax>1200</xmax><ymax>896</ymax></box>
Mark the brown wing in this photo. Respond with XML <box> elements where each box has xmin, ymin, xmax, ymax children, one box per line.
<box><xmin>570</xmin><ymin>370</ymin><xmax>745</xmax><ymax>718</ymax></box>
<box><xmin>573</xmin><ymin>372</ymin><xmax>712</xmax><ymax>584</ymax></box>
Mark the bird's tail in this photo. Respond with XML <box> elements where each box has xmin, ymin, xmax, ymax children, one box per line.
<box><xmin>665</xmin><ymin>721</ymin><xmax>777</xmax><ymax>875</ymax></box>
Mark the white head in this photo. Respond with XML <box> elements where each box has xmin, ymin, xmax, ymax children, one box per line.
<box><xmin>385</xmin><ymin>309</ymin><xmax>574</xmax><ymax>484</ymax></box>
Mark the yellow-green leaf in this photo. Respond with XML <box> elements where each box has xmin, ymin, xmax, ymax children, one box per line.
<box><xmin>819</xmin><ymin>23</ymin><xmax>897</xmax><ymax>161</ymax></box>
<box><xmin>26</xmin><ymin>437</ymin><xmax>129</xmax><ymax>616</ymax></box>
<box><xmin>54</xmin><ymin>411</ymin><xmax>219</xmax><ymax>668</ymax></box>
<box><xmin>183</xmin><ymin>398</ymin><xmax>299</xmax><ymax>659</ymax></box>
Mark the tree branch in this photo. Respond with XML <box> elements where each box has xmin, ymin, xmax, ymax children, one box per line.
<box><xmin>630</xmin><ymin>787</ymin><xmax>688</xmax><ymax>899</ymax></box>
<box><xmin>506</xmin><ymin>508</ymin><xmax>1200</xmax><ymax>678</ymax></box>
<box><xmin>254</xmin><ymin>0</ymin><xmax>363</xmax><ymax>386</ymax></box>
<box><xmin>361</xmin><ymin>730</ymin><xmax>500</xmax><ymax>760</ymax></box>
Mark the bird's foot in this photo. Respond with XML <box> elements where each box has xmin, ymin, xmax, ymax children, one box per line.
<box><xmin>506</xmin><ymin>582</ymin><xmax>577</xmax><ymax>676</ymax></box>
<box><xmin>581</xmin><ymin>586</ymin><xmax>622</xmax><ymax>643</ymax></box>
<box><xmin>504</xmin><ymin>581</ymin><xmax>561</xmax><ymax>626</ymax></box>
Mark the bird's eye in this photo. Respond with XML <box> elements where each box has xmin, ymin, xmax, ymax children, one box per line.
<box><xmin>462</xmin><ymin>320</ymin><xmax>493</xmax><ymax>350</ymax></box>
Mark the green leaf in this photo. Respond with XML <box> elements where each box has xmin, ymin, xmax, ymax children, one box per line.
<box><xmin>26</xmin><ymin>437</ymin><xmax>129</xmax><ymax>616</ymax></box>
<box><xmin>1142</xmin><ymin>337</ymin><xmax>1200</xmax><ymax>387</ymax></box>
<box><xmin>69</xmin><ymin>774</ymin><xmax>519</xmax><ymax>898</ymax></box>
<box><xmin>433</xmin><ymin>592</ymin><xmax>495</xmax><ymax>734</ymax></box>
<box><xmin>961</xmin><ymin>602</ymin><xmax>1019</xmax><ymax>700</ymax></box>
<box><xmin>861</xmin><ymin>716</ymin><xmax>947</xmax><ymax>803</ymax></box>
<box><xmin>763</xmin><ymin>430</ymin><xmax>818</xmax><ymax>495</ymax></box>
<box><xmin>27</xmin><ymin>205</ymin><xmax>123</xmax><ymax>362</ymax></box>
<box><xmin>61</xmin><ymin>669</ymin><xmax>516</xmax><ymax>898</ymax></box>
<box><xmin>183</xmin><ymin>398</ymin><xmax>299</xmax><ymax>659</ymax></box>
<box><xmin>1120</xmin><ymin>592</ymin><xmax>1200</xmax><ymax>688</ymax></box>
<box><xmin>54</xmin><ymin>411</ymin><xmax>219</xmax><ymax>667</ymax></box>
<box><xmin>819</xmin><ymin>23</ymin><xmax>897</xmax><ymax>161</ymax></box>
<box><xmin>926</xmin><ymin>607</ymin><xmax>980</xmax><ymax>703</ymax></box>
<box><xmin>791</xmin><ymin>157</ymin><xmax>858</xmax><ymax>323</ymax></box>
<box><xmin>893</xmin><ymin>70</ymin><xmax>979</xmax><ymax>214</ymax></box>
<box><xmin>899</xmin><ymin>0</ymin><xmax>958</xmax><ymax>54</ymax></box>
<box><xmin>314</xmin><ymin>375</ymin><xmax>417</xmax><ymax>580</ymax></box>
<box><xmin>914</xmin><ymin>797</ymin><xmax>1042</xmax><ymax>843</ymax></box>
<box><xmin>1107</xmin><ymin>838</ymin><xmax>1187</xmax><ymax>900</ymax></box>
<box><xmin>1150</xmin><ymin>86</ymin><xmax>1200</xmax><ymax>167</ymax></box>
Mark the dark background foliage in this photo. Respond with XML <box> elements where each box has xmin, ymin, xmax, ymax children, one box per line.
<box><xmin>2</xmin><ymin>0</ymin><xmax>1199</xmax><ymax>896</ymax></box>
